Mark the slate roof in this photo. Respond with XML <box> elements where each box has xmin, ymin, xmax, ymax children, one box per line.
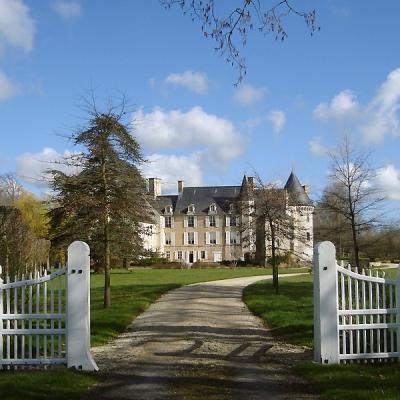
<box><xmin>155</xmin><ymin>186</ymin><xmax>241</xmax><ymax>215</ymax></box>
<box><xmin>284</xmin><ymin>172</ymin><xmax>313</xmax><ymax>206</ymax></box>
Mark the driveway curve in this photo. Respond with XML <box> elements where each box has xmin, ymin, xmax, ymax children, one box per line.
<box><xmin>91</xmin><ymin>274</ymin><xmax>315</xmax><ymax>400</ymax></box>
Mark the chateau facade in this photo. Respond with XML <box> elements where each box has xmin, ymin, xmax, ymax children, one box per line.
<box><xmin>143</xmin><ymin>172</ymin><xmax>314</xmax><ymax>264</ymax></box>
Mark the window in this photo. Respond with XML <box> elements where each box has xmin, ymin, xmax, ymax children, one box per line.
<box><xmin>229</xmin><ymin>203</ymin><xmax>235</xmax><ymax>213</ymax></box>
<box><xmin>230</xmin><ymin>231</ymin><xmax>240</xmax><ymax>244</ymax></box>
<box><xmin>307</xmin><ymin>232</ymin><xmax>311</xmax><ymax>241</ymax></box>
<box><xmin>165</xmin><ymin>233</ymin><xmax>171</xmax><ymax>245</ymax></box>
<box><xmin>188</xmin><ymin>215</ymin><xmax>195</xmax><ymax>228</ymax></box>
<box><xmin>188</xmin><ymin>204</ymin><xmax>195</xmax><ymax>213</ymax></box>
<box><xmin>307</xmin><ymin>214</ymin><xmax>310</xmax><ymax>223</ymax></box>
<box><xmin>165</xmin><ymin>205</ymin><xmax>173</xmax><ymax>214</ymax></box>
<box><xmin>209</xmin><ymin>215</ymin><xmax>216</xmax><ymax>227</ymax></box>
<box><xmin>201</xmin><ymin>251</ymin><xmax>206</xmax><ymax>259</ymax></box>
<box><xmin>209</xmin><ymin>203</ymin><xmax>216</xmax><ymax>212</ymax></box>
<box><xmin>165</xmin><ymin>251</ymin><xmax>171</xmax><ymax>260</ymax></box>
<box><xmin>276</xmin><ymin>239</ymin><xmax>280</xmax><ymax>247</ymax></box>
<box><xmin>188</xmin><ymin>232</ymin><xmax>195</xmax><ymax>245</ymax></box>
<box><xmin>177</xmin><ymin>251</ymin><xmax>183</xmax><ymax>260</ymax></box>
<box><xmin>165</xmin><ymin>216</ymin><xmax>171</xmax><ymax>228</ymax></box>
<box><xmin>209</xmin><ymin>232</ymin><xmax>217</xmax><ymax>244</ymax></box>
<box><xmin>230</xmin><ymin>216</ymin><xmax>238</xmax><ymax>227</ymax></box>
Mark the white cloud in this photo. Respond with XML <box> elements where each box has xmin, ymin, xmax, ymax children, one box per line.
<box><xmin>165</xmin><ymin>71</ymin><xmax>208</xmax><ymax>95</ymax></box>
<box><xmin>233</xmin><ymin>83</ymin><xmax>267</xmax><ymax>107</ymax></box>
<box><xmin>314</xmin><ymin>68</ymin><xmax>400</xmax><ymax>143</ymax></box>
<box><xmin>374</xmin><ymin>164</ymin><xmax>400</xmax><ymax>200</ymax></box>
<box><xmin>132</xmin><ymin>106</ymin><xmax>244</xmax><ymax>162</ymax></box>
<box><xmin>309</xmin><ymin>136</ymin><xmax>329</xmax><ymax>157</ymax></box>
<box><xmin>141</xmin><ymin>153</ymin><xmax>204</xmax><ymax>194</ymax></box>
<box><xmin>361</xmin><ymin>68</ymin><xmax>400</xmax><ymax>143</ymax></box>
<box><xmin>0</xmin><ymin>70</ymin><xmax>17</xmax><ymax>100</ymax></box>
<box><xmin>313</xmin><ymin>90</ymin><xmax>359</xmax><ymax>120</ymax></box>
<box><xmin>267</xmin><ymin>110</ymin><xmax>286</xmax><ymax>133</ymax></box>
<box><xmin>16</xmin><ymin>147</ymin><xmax>80</xmax><ymax>188</ymax></box>
<box><xmin>51</xmin><ymin>0</ymin><xmax>82</xmax><ymax>20</ymax></box>
<box><xmin>0</xmin><ymin>0</ymin><xmax>35</xmax><ymax>52</ymax></box>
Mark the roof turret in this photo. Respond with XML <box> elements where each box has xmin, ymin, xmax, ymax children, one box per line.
<box><xmin>284</xmin><ymin>172</ymin><xmax>312</xmax><ymax>206</ymax></box>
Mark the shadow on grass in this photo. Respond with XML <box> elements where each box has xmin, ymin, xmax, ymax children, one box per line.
<box><xmin>295</xmin><ymin>362</ymin><xmax>400</xmax><ymax>400</ymax></box>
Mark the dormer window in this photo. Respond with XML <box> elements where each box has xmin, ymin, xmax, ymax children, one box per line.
<box><xmin>165</xmin><ymin>205</ymin><xmax>173</xmax><ymax>214</ymax></box>
<box><xmin>229</xmin><ymin>203</ymin><xmax>235</xmax><ymax>213</ymax></box>
<box><xmin>188</xmin><ymin>204</ymin><xmax>195</xmax><ymax>213</ymax></box>
<box><xmin>209</xmin><ymin>203</ymin><xmax>217</xmax><ymax>213</ymax></box>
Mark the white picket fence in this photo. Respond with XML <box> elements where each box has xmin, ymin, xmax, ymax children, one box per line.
<box><xmin>314</xmin><ymin>241</ymin><xmax>400</xmax><ymax>364</ymax></box>
<box><xmin>0</xmin><ymin>241</ymin><xmax>98</xmax><ymax>371</ymax></box>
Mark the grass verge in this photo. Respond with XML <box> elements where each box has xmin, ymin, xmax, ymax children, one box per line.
<box><xmin>243</xmin><ymin>274</ymin><xmax>400</xmax><ymax>400</ymax></box>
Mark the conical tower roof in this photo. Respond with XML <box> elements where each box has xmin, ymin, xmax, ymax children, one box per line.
<box><xmin>284</xmin><ymin>171</ymin><xmax>312</xmax><ymax>206</ymax></box>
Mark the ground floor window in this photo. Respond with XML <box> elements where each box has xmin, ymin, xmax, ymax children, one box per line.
<box><xmin>201</xmin><ymin>250</ymin><xmax>206</xmax><ymax>259</ymax></box>
<box><xmin>165</xmin><ymin>251</ymin><xmax>171</xmax><ymax>260</ymax></box>
<box><xmin>177</xmin><ymin>251</ymin><xmax>183</xmax><ymax>260</ymax></box>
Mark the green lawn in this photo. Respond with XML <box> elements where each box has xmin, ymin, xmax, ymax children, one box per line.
<box><xmin>243</xmin><ymin>275</ymin><xmax>400</xmax><ymax>400</ymax></box>
<box><xmin>0</xmin><ymin>266</ymin><xmax>305</xmax><ymax>400</ymax></box>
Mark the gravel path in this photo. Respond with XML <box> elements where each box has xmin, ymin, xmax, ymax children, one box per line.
<box><xmin>90</xmin><ymin>274</ymin><xmax>316</xmax><ymax>400</ymax></box>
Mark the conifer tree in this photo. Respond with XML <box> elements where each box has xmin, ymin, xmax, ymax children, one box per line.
<box><xmin>49</xmin><ymin>103</ymin><xmax>149</xmax><ymax>308</ymax></box>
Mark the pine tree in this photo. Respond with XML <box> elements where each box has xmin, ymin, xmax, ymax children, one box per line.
<box><xmin>49</xmin><ymin>104</ymin><xmax>149</xmax><ymax>307</ymax></box>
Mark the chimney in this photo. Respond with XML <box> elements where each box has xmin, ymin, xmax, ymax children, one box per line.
<box><xmin>149</xmin><ymin>178</ymin><xmax>162</xmax><ymax>199</ymax></box>
<box><xmin>178</xmin><ymin>180</ymin><xmax>184</xmax><ymax>195</ymax></box>
<box><xmin>302</xmin><ymin>185</ymin><xmax>310</xmax><ymax>195</ymax></box>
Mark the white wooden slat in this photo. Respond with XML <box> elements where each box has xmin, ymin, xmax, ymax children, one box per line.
<box><xmin>6</xmin><ymin>276</ymin><xmax>10</xmax><ymax>364</ymax></box>
<box><xmin>368</xmin><ymin>269</ymin><xmax>374</xmax><ymax>353</ymax></box>
<box><xmin>339</xmin><ymin>323</ymin><xmax>399</xmax><ymax>330</ymax></box>
<box><xmin>361</xmin><ymin>268</ymin><xmax>367</xmax><ymax>353</ymax></box>
<box><xmin>389</xmin><ymin>284</ymin><xmax>394</xmax><ymax>352</ymax></box>
<box><xmin>340</xmin><ymin>272</ymin><xmax>346</xmax><ymax>355</ymax></box>
<box><xmin>36</xmin><ymin>271</ymin><xmax>40</xmax><ymax>359</ymax></box>
<box><xmin>44</xmin><ymin>270</ymin><xmax>48</xmax><ymax>364</ymax></box>
<box><xmin>13</xmin><ymin>284</ymin><xmax>17</xmax><ymax>362</ymax></box>
<box><xmin>382</xmin><ymin>280</ymin><xmax>387</xmax><ymax>353</ymax></box>
<box><xmin>0</xmin><ymin>358</ymin><xmax>66</xmax><ymax>365</ymax></box>
<box><xmin>347</xmin><ymin>268</ymin><xmax>353</xmax><ymax>354</ymax></box>
<box><xmin>375</xmin><ymin>271</ymin><xmax>381</xmax><ymax>354</ymax></box>
<box><xmin>339</xmin><ymin>351</ymin><xmax>400</xmax><ymax>360</ymax></box>
<box><xmin>21</xmin><ymin>273</ymin><xmax>25</xmax><ymax>361</ymax></box>
<box><xmin>28</xmin><ymin>272</ymin><xmax>32</xmax><ymax>360</ymax></box>
<box><xmin>338</xmin><ymin>308</ymin><xmax>397</xmax><ymax>316</ymax></box>
<box><xmin>3</xmin><ymin>329</ymin><xmax>66</xmax><ymax>335</ymax></box>
<box><xmin>355</xmin><ymin>274</ymin><xmax>360</xmax><ymax>354</ymax></box>
<box><xmin>50</xmin><ymin>270</ymin><xmax>55</xmax><ymax>359</ymax></box>
<box><xmin>1</xmin><ymin>269</ymin><xmax>66</xmax><ymax>290</ymax></box>
<box><xmin>58</xmin><ymin>264</ymin><xmax>62</xmax><ymax>357</ymax></box>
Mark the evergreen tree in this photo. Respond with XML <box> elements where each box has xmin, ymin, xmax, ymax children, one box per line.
<box><xmin>49</xmin><ymin>104</ymin><xmax>149</xmax><ymax>308</ymax></box>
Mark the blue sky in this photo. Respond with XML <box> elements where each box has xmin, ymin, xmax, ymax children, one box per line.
<box><xmin>0</xmin><ymin>0</ymin><xmax>400</xmax><ymax>212</ymax></box>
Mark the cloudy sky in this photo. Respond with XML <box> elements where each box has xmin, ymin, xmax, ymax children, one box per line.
<box><xmin>1</xmin><ymin>0</ymin><xmax>400</xmax><ymax>212</ymax></box>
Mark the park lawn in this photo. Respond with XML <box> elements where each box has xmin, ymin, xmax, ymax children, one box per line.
<box><xmin>243</xmin><ymin>275</ymin><xmax>400</xmax><ymax>400</ymax></box>
<box><xmin>0</xmin><ymin>266</ymin><xmax>305</xmax><ymax>400</ymax></box>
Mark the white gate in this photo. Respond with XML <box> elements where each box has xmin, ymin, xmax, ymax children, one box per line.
<box><xmin>0</xmin><ymin>241</ymin><xmax>98</xmax><ymax>371</ymax></box>
<box><xmin>314</xmin><ymin>241</ymin><xmax>400</xmax><ymax>364</ymax></box>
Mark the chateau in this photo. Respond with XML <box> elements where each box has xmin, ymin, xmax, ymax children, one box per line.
<box><xmin>142</xmin><ymin>172</ymin><xmax>314</xmax><ymax>264</ymax></box>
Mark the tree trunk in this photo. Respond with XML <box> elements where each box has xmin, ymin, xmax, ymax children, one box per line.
<box><xmin>271</xmin><ymin>230</ymin><xmax>278</xmax><ymax>295</ymax></box>
<box><xmin>103</xmin><ymin>220</ymin><xmax>111</xmax><ymax>308</ymax></box>
<box><xmin>350</xmin><ymin>213</ymin><xmax>360</xmax><ymax>271</ymax></box>
<box><xmin>102</xmin><ymin>153</ymin><xmax>111</xmax><ymax>308</ymax></box>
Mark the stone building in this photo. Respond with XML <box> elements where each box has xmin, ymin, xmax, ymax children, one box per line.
<box><xmin>144</xmin><ymin>172</ymin><xmax>313</xmax><ymax>264</ymax></box>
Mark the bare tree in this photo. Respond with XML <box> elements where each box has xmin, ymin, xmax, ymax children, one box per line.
<box><xmin>0</xmin><ymin>173</ymin><xmax>24</xmax><ymax>206</ymax></box>
<box><xmin>241</xmin><ymin>173</ymin><xmax>312</xmax><ymax>294</ymax></box>
<box><xmin>161</xmin><ymin>0</ymin><xmax>319</xmax><ymax>83</ymax></box>
<box><xmin>323</xmin><ymin>136</ymin><xmax>386</xmax><ymax>269</ymax></box>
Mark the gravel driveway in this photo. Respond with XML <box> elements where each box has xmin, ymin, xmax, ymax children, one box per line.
<box><xmin>90</xmin><ymin>274</ymin><xmax>316</xmax><ymax>400</ymax></box>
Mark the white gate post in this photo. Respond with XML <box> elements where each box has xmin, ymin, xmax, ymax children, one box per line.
<box><xmin>66</xmin><ymin>241</ymin><xmax>98</xmax><ymax>371</ymax></box>
<box><xmin>314</xmin><ymin>241</ymin><xmax>339</xmax><ymax>364</ymax></box>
